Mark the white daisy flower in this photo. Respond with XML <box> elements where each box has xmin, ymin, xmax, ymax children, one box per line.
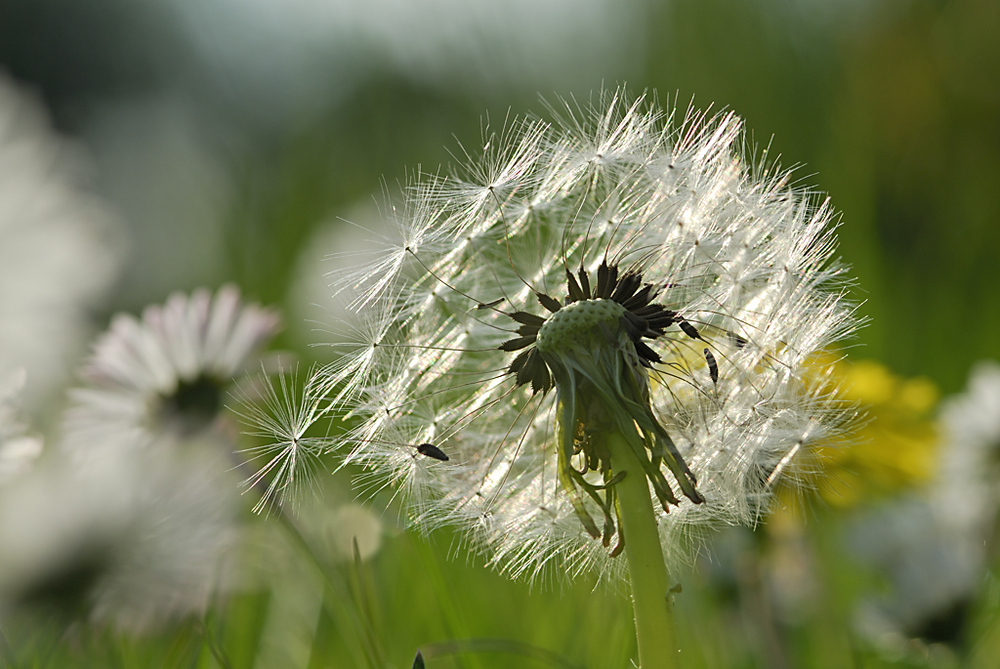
<box><xmin>851</xmin><ymin>498</ymin><xmax>982</xmax><ymax>656</ymax></box>
<box><xmin>0</xmin><ymin>72</ymin><xmax>122</xmax><ymax>408</ymax></box>
<box><xmin>62</xmin><ymin>285</ymin><xmax>281</xmax><ymax>457</ymax></box>
<box><xmin>313</xmin><ymin>90</ymin><xmax>856</xmax><ymax>583</ymax></box>
<box><xmin>0</xmin><ymin>447</ymin><xmax>240</xmax><ymax>633</ymax></box>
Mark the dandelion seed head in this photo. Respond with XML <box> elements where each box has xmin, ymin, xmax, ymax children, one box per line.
<box><xmin>314</xmin><ymin>89</ymin><xmax>856</xmax><ymax>581</ymax></box>
<box><xmin>324</xmin><ymin>503</ymin><xmax>383</xmax><ymax>562</ymax></box>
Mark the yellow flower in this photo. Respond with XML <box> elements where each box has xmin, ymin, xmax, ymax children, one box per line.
<box><xmin>801</xmin><ymin>355</ymin><xmax>939</xmax><ymax>509</ymax></box>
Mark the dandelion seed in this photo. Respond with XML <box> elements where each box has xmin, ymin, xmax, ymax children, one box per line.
<box><xmin>704</xmin><ymin>348</ymin><xmax>719</xmax><ymax>385</ymax></box>
<box><xmin>314</xmin><ymin>89</ymin><xmax>856</xmax><ymax>582</ymax></box>
<box><xmin>234</xmin><ymin>366</ymin><xmax>327</xmax><ymax>513</ymax></box>
<box><xmin>416</xmin><ymin>442</ymin><xmax>450</xmax><ymax>461</ymax></box>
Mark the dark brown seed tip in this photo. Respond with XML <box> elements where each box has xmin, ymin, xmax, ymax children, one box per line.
<box><xmin>704</xmin><ymin>348</ymin><xmax>718</xmax><ymax>384</ymax></box>
<box><xmin>416</xmin><ymin>443</ymin><xmax>449</xmax><ymax>461</ymax></box>
<box><xmin>679</xmin><ymin>320</ymin><xmax>702</xmax><ymax>340</ymax></box>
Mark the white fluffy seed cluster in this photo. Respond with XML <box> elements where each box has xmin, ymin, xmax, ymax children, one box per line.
<box><xmin>314</xmin><ymin>90</ymin><xmax>856</xmax><ymax>581</ymax></box>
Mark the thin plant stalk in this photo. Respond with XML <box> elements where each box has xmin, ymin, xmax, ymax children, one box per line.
<box><xmin>607</xmin><ymin>430</ymin><xmax>678</xmax><ymax>669</ymax></box>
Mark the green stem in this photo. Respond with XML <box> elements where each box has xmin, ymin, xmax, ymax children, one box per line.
<box><xmin>606</xmin><ymin>430</ymin><xmax>679</xmax><ymax>669</ymax></box>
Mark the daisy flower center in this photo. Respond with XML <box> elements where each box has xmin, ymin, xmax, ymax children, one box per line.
<box><xmin>159</xmin><ymin>374</ymin><xmax>224</xmax><ymax>434</ymax></box>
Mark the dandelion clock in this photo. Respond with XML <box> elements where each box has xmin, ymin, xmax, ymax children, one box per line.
<box><xmin>278</xmin><ymin>89</ymin><xmax>856</xmax><ymax>667</ymax></box>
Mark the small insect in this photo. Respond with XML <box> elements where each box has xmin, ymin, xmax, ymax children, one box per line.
<box><xmin>416</xmin><ymin>442</ymin><xmax>449</xmax><ymax>461</ymax></box>
<box><xmin>704</xmin><ymin>348</ymin><xmax>718</xmax><ymax>385</ymax></box>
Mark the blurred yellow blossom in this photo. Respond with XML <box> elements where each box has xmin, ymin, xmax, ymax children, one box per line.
<box><xmin>781</xmin><ymin>355</ymin><xmax>940</xmax><ymax>511</ymax></box>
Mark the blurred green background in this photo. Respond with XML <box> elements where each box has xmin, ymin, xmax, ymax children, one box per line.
<box><xmin>2</xmin><ymin>0</ymin><xmax>999</xmax><ymax>667</ymax></box>
<box><xmin>5</xmin><ymin>0</ymin><xmax>998</xmax><ymax>391</ymax></box>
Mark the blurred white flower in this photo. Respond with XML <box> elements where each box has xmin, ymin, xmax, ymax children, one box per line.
<box><xmin>0</xmin><ymin>72</ymin><xmax>123</xmax><ymax>408</ymax></box>
<box><xmin>0</xmin><ymin>448</ymin><xmax>239</xmax><ymax>633</ymax></box>
<box><xmin>0</xmin><ymin>370</ymin><xmax>43</xmax><ymax>485</ymax></box>
<box><xmin>850</xmin><ymin>360</ymin><xmax>1000</xmax><ymax>651</ymax></box>
<box><xmin>308</xmin><ymin>90</ymin><xmax>855</xmax><ymax>581</ymax></box>
<box><xmin>934</xmin><ymin>360</ymin><xmax>1000</xmax><ymax>536</ymax></box>
<box><xmin>62</xmin><ymin>285</ymin><xmax>281</xmax><ymax>457</ymax></box>
<box><xmin>82</xmin><ymin>99</ymin><xmax>235</xmax><ymax>305</ymax></box>
<box><xmin>850</xmin><ymin>497</ymin><xmax>980</xmax><ymax>649</ymax></box>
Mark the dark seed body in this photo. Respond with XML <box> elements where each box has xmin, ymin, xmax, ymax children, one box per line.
<box><xmin>704</xmin><ymin>348</ymin><xmax>718</xmax><ymax>384</ymax></box>
<box><xmin>417</xmin><ymin>443</ymin><xmax>449</xmax><ymax>461</ymax></box>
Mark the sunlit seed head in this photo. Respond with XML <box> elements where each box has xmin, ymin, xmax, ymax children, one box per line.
<box><xmin>310</xmin><ymin>88</ymin><xmax>858</xmax><ymax>582</ymax></box>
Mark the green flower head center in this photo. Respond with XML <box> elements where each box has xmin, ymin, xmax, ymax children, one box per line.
<box><xmin>520</xmin><ymin>297</ymin><xmax>704</xmax><ymax>552</ymax></box>
<box><xmin>535</xmin><ymin>299</ymin><xmax>627</xmax><ymax>356</ymax></box>
<box><xmin>497</xmin><ymin>265</ymin><xmax>704</xmax><ymax>549</ymax></box>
